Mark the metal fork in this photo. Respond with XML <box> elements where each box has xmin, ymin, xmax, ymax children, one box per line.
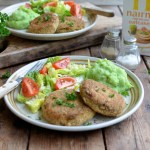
<box><xmin>0</xmin><ymin>60</ymin><xmax>44</xmax><ymax>99</ymax></box>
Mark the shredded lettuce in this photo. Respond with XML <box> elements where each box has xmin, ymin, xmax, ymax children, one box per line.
<box><xmin>46</xmin><ymin>56</ymin><xmax>61</xmax><ymax>64</ymax></box>
<box><xmin>26</xmin><ymin>71</ymin><xmax>38</xmax><ymax>81</ymax></box>
<box><xmin>57</xmin><ymin>63</ymin><xmax>89</xmax><ymax>77</ymax></box>
<box><xmin>25</xmin><ymin>98</ymin><xmax>44</xmax><ymax>113</ymax></box>
<box><xmin>30</xmin><ymin>0</ymin><xmax>70</xmax><ymax>16</ymax></box>
<box><xmin>29</xmin><ymin>0</ymin><xmax>56</xmax><ymax>14</ymax></box>
<box><xmin>17</xmin><ymin>93</ymin><xmax>30</xmax><ymax>103</ymax></box>
<box><xmin>43</xmin><ymin>1</ymin><xmax>71</xmax><ymax>16</ymax></box>
<box><xmin>48</xmin><ymin>67</ymin><xmax>58</xmax><ymax>78</ymax></box>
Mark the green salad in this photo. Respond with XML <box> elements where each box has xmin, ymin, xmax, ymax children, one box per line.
<box><xmin>7</xmin><ymin>0</ymin><xmax>85</xmax><ymax>29</ymax></box>
<box><xmin>17</xmin><ymin>56</ymin><xmax>132</xmax><ymax>113</ymax></box>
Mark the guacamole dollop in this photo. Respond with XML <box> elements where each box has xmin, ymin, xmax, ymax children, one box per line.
<box><xmin>86</xmin><ymin>59</ymin><xmax>132</xmax><ymax>93</ymax></box>
<box><xmin>7</xmin><ymin>6</ymin><xmax>39</xmax><ymax>29</ymax></box>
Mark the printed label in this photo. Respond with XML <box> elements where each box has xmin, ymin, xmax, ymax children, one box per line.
<box><xmin>123</xmin><ymin>0</ymin><xmax>150</xmax><ymax>51</ymax></box>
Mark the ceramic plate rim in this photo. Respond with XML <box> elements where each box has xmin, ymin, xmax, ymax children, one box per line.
<box><xmin>4</xmin><ymin>56</ymin><xmax>144</xmax><ymax>132</ymax></box>
<box><xmin>1</xmin><ymin>2</ymin><xmax>97</xmax><ymax>40</ymax></box>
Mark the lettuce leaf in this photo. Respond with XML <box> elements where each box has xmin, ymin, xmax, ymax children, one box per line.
<box><xmin>57</xmin><ymin>63</ymin><xmax>89</xmax><ymax>77</ymax></box>
<box><xmin>25</xmin><ymin>98</ymin><xmax>44</xmax><ymax>113</ymax></box>
<box><xmin>30</xmin><ymin>0</ymin><xmax>54</xmax><ymax>14</ymax></box>
<box><xmin>46</xmin><ymin>56</ymin><xmax>61</xmax><ymax>64</ymax></box>
<box><xmin>17</xmin><ymin>93</ymin><xmax>30</xmax><ymax>103</ymax></box>
<box><xmin>43</xmin><ymin>1</ymin><xmax>71</xmax><ymax>16</ymax></box>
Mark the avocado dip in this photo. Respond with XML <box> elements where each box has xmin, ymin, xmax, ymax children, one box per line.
<box><xmin>7</xmin><ymin>6</ymin><xmax>39</xmax><ymax>29</ymax></box>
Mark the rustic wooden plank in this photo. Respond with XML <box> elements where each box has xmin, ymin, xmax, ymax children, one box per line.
<box><xmin>102</xmin><ymin>5</ymin><xmax>122</xmax><ymax>17</ymax></box>
<box><xmin>0</xmin><ymin>64</ymin><xmax>30</xmax><ymax>150</ymax></box>
<box><xmin>143</xmin><ymin>56</ymin><xmax>150</xmax><ymax>69</ymax></box>
<box><xmin>89</xmin><ymin>5</ymin><xmax>123</xmax><ymax>58</ymax></box>
<box><xmin>0</xmin><ymin>0</ymin><xmax>26</xmax><ymax>6</ymax></box>
<box><xmin>90</xmin><ymin>42</ymin><xmax>150</xmax><ymax>149</ymax></box>
<box><xmin>0</xmin><ymin>0</ymin><xmax>123</xmax><ymax>6</ymax></box>
<box><xmin>89</xmin><ymin>45</ymin><xmax>102</xmax><ymax>58</ymax></box>
<box><xmin>119</xmin><ymin>6</ymin><xmax>123</xmax><ymax>14</ymax></box>
<box><xmin>102</xmin><ymin>59</ymin><xmax>150</xmax><ymax>150</ymax></box>
<box><xmin>71</xmin><ymin>48</ymin><xmax>91</xmax><ymax>56</ymax></box>
<box><xmin>0</xmin><ymin>6</ymin><xmax>5</xmax><ymax>10</ymax></box>
<box><xmin>0</xmin><ymin>101</ymin><xmax>29</xmax><ymax>150</ymax></box>
<box><xmin>104</xmin><ymin>118</ymin><xmax>137</xmax><ymax>150</ymax></box>
<box><xmin>28</xmin><ymin>128</ymin><xmax>105</xmax><ymax>150</ymax></box>
<box><xmin>0</xmin><ymin>10</ymin><xmax>122</xmax><ymax>68</ymax></box>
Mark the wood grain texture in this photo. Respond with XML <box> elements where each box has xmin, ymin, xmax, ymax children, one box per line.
<box><xmin>89</xmin><ymin>45</ymin><xmax>102</xmax><ymax>58</ymax></box>
<box><xmin>0</xmin><ymin>7</ymin><xmax>122</xmax><ymax>68</ymax></box>
<box><xmin>102</xmin><ymin>59</ymin><xmax>150</xmax><ymax>150</ymax></box>
<box><xmin>1</xmin><ymin>0</ymin><xmax>150</xmax><ymax>150</ymax></box>
<box><xmin>0</xmin><ymin>64</ymin><xmax>30</xmax><ymax>150</ymax></box>
<box><xmin>0</xmin><ymin>0</ymin><xmax>123</xmax><ymax>6</ymax></box>
<box><xmin>28</xmin><ymin>128</ymin><xmax>105</xmax><ymax>150</ymax></box>
<box><xmin>143</xmin><ymin>56</ymin><xmax>150</xmax><ymax>69</ymax></box>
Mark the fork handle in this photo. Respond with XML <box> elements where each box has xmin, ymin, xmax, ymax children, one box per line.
<box><xmin>0</xmin><ymin>80</ymin><xmax>19</xmax><ymax>99</ymax></box>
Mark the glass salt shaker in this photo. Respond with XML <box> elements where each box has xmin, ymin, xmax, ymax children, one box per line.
<box><xmin>100</xmin><ymin>29</ymin><xmax>120</xmax><ymax>60</ymax></box>
<box><xmin>115</xmin><ymin>36</ymin><xmax>141</xmax><ymax>71</ymax></box>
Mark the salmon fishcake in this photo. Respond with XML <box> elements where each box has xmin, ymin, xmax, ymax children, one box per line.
<box><xmin>80</xmin><ymin>79</ymin><xmax>126</xmax><ymax>117</ymax></box>
<box><xmin>42</xmin><ymin>89</ymin><xmax>95</xmax><ymax>126</ymax></box>
<box><xmin>28</xmin><ymin>13</ymin><xmax>59</xmax><ymax>34</ymax></box>
<box><xmin>56</xmin><ymin>16</ymin><xmax>85</xmax><ymax>33</ymax></box>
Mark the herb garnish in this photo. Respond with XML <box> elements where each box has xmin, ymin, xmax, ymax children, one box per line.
<box><xmin>55</xmin><ymin>99</ymin><xmax>64</xmax><ymax>105</ymax></box>
<box><xmin>102</xmin><ymin>88</ymin><xmax>106</xmax><ymax>92</ymax></box>
<box><xmin>67</xmin><ymin>22</ymin><xmax>74</xmax><ymax>27</ymax></box>
<box><xmin>109</xmin><ymin>94</ymin><xmax>115</xmax><ymax>98</ymax></box>
<box><xmin>44</xmin><ymin>15</ymin><xmax>51</xmax><ymax>21</ymax></box>
<box><xmin>0</xmin><ymin>12</ymin><xmax>10</xmax><ymax>38</ymax></box>
<box><xmin>121</xmin><ymin>91</ymin><xmax>129</xmax><ymax>97</ymax></box>
<box><xmin>38</xmin><ymin>17</ymin><xmax>42</xmax><ymax>22</ymax></box>
<box><xmin>84</xmin><ymin>122</ymin><xmax>92</xmax><ymax>126</ymax></box>
<box><xmin>148</xmin><ymin>69</ymin><xmax>150</xmax><ymax>75</ymax></box>
<box><xmin>1</xmin><ymin>71</ymin><xmax>11</xmax><ymax>79</ymax></box>
<box><xmin>60</xmin><ymin>16</ymin><xmax>65</xmax><ymax>22</ymax></box>
<box><xmin>95</xmin><ymin>88</ymin><xmax>100</xmax><ymax>92</ymax></box>
<box><xmin>54</xmin><ymin>98</ymin><xmax>76</xmax><ymax>108</ymax></box>
<box><xmin>65</xmin><ymin>92</ymin><xmax>77</xmax><ymax>100</ymax></box>
<box><xmin>63</xmin><ymin>102</ymin><xmax>75</xmax><ymax>108</ymax></box>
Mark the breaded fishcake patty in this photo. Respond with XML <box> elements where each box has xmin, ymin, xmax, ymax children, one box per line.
<box><xmin>56</xmin><ymin>16</ymin><xmax>85</xmax><ymax>33</ymax></box>
<box><xmin>28</xmin><ymin>13</ymin><xmax>59</xmax><ymax>34</ymax></box>
<box><xmin>42</xmin><ymin>89</ymin><xmax>95</xmax><ymax>126</ymax></box>
<box><xmin>80</xmin><ymin>79</ymin><xmax>126</xmax><ymax>117</ymax></box>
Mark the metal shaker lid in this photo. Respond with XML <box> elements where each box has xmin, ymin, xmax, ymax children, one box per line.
<box><xmin>108</xmin><ymin>29</ymin><xmax>120</xmax><ymax>38</ymax></box>
<box><xmin>124</xmin><ymin>36</ymin><xmax>137</xmax><ymax>45</ymax></box>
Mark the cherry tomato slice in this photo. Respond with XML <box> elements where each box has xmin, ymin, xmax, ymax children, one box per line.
<box><xmin>64</xmin><ymin>1</ymin><xmax>75</xmax><ymax>7</ymax></box>
<box><xmin>25</xmin><ymin>3</ymin><xmax>31</xmax><ymax>8</ymax></box>
<box><xmin>141</xmin><ymin>27</ymin><xmax>148</xmax><ymax>32</ymax></box>
<box><xmin>43</xmin><ymin>2</ymin><xmax>57</xmax><ymax>7</ymax></box>
<box><xmin>70</xmin><ymin>4</ymin><xmax>82</xmax><ymax>18</ymax></box>
<box><xmin>22</xmin><ymin>77</ymin><xmax>39</xmax><ymax>97</ymax></box>
<box><xmin>55</xmin><ymin>77</ymin><xmax>76</xmax><ymax>90</ymax></box>
<box><xmin>52</xmin><ymin>57</ymin><xmax>70</xmax><ymax>69</ymax></box>
<box><xmin>39</xmin><ymin>66</ymin><xmax>48</xmax><ymax>75</ymax></box>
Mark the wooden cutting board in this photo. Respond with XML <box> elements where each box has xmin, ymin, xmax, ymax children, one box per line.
<box><xmin>0</xmin><ymin>15</ymin><xmax>122</xmax><ymax>68</ymax></box>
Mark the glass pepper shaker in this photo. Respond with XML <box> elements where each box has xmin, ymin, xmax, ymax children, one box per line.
<box><xmin>115</xmin><ymin>36</ymin><xmax>141</xmax><ymax>71</ymax></box>
<box><xmin>100</xmin><ymin>29</ymin><xmax>120</xmax><ymax>60</ymax></box>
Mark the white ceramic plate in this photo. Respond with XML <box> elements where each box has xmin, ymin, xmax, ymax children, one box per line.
<box><xmin>4</xmin><ymin>56</ymin><xmax>144</xmax><ymax>132</ymax></box>
<box><xmin>1</xmin><ymin>2</ymin><xmax>97</xmax><ymax>41</ymax></box>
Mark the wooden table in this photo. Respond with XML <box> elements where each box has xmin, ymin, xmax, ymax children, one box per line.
<box><xmin>0</xmin><ymin>1</ymin><xmax>150</xmax><ymax>150</ymax></box>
